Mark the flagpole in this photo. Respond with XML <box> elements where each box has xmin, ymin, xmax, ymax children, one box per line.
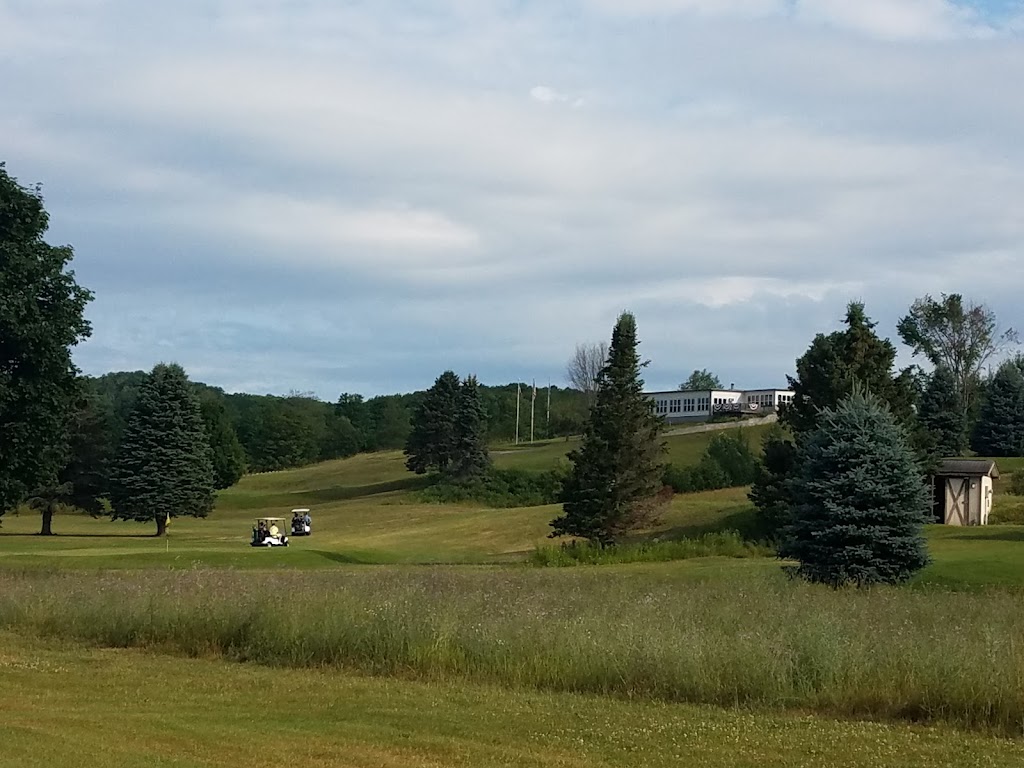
<box><xmin>515</xmin><ymin>383</ymin><xmax>521</xmax><ymax>445</ymax></box>
<box><xmin>531</xmin><ymin>379</ymin><xmax>536</xmax><ymax>443</ymax></box>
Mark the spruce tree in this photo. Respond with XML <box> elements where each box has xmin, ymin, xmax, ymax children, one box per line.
<box><xmin>748</xmin><ymin>426</ymin><xmax>797</xmax><ymax>540</ymax></box>
<box><xmin>404</xmin><ymin>371</ymin><xmax>461</xmax><ymax>475</ymax></box>
<box><xmin>450</xmin><ymin>375</ymin><xmax>491</xmax><ymax>481</ymax></box>
<box><xmin>109</xmin><ymin>363</ymin><xmax>215</xmax><ymax>536</ymax></box>
<box><xmin>971</xmin><ymin>360</ymin><xmax>1024</xmax><ymax>457</ymax></box>
<box><xmin>779</xmin><ymin>391</ymin><xmax>930</xmax><ymax>587</ymax></box>
<box><xmin>550</xmin><ymin>312</ymin><xmax>666</xmax><ymax>545</ymax></box>
<box><xmin>918</xmin><ymin>365</ymin><xmax>968</xmax><ymax>459</ymax></box>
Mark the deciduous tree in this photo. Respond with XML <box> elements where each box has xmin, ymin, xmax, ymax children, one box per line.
<box><xmin>551</xmin><ymin>313</ymin><xmax>666</xmax><ymax>545</ymax></box>
<box><xmin>109</xmin><ymin>363</ymin><xmax>215</xmax><ymax>536</ymax></box>
<box><xmin>680</xmin><ymin>368</ymin><xmax>722</xmax><ymax>391</ymax></box>
<box><xmin>898</xmin><ymin>293</ymin><xmax>1017</xmax><ymax>421</ymax></box>
<box><xmin>0</xmin><ymin>164</ymin><xmax>93</xmax><ymax>519</ymax></box>
<box><xmin>566</xmin><ymin>342</ymin><xmax>608</xmax><ymax>402</ymax></box>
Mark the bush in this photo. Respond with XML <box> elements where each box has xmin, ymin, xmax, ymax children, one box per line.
<box><xmin>1011</xmin><ymin>472</ymin><xmax>1024</xmax><ymax>496</ymax></box>
<box><xmin>529</xmin><ymin>531</ymin><xmax>773</xmax><ymax>566</ymax></box>
<box><xmin>662</xmin><ymin>431</ymin><xmax>759</xmax><ymax>494</ymax></box>
<box><xmin>420</xmin><ymin>465</ymin><xmax>569</xmax><ymax>508</ymax></box>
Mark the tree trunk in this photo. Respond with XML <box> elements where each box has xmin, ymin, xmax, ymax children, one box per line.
<box><xmin>155</xmin><ymin>515</ymin><xmax>167</xmax><ymax>537</ymax></box>
<box><xmin>39</xmin><ymin>502</ymin><xmax>55</xmax><ymax>536</ymax></box>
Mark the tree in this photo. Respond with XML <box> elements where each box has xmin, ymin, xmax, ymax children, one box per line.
<box><xmin>566</xmin><ymin>341</ymin><xmax>608</xmax><ymax>402</ymax></box>
<box><xmin>783</xmin><ymin>302</ymin><xmax>916</xmax><ymax>436</ymax></box>
<box><xmin>450</xmin><ymin>375</ymin><xmax>491</xmax><ymax>481</ymax></box>
<box><xmin>917</xmin><ymin>365</ymin><xmax>968</xmax><ymax>459</ymax></box>
<box><xmin>748</xmin><ymin>426</ymin><xmax>797</xmax><ymax>540</ymax></box>
<box><xmin>971</xmin><ymin>359</ymin><xmax>1024</xmax><ymax>457</ymax></box>
<box><xmin>336</xmin><ymin>393</ymin><xmax>372</xmax><ymax>450</ymax></box>
<box><xmin>680</xmin><ymin>368</ymin><xmax>722</xmax><ymax>391</ymax></box>
<box><xmin>199</xmin><ymin>393</ymin><xmax>247</xmax><ymax>489</ymax></box>
<box><xmin>551</xmin><ymin>312</ymin><xmax>667</xmax><ymax>545</ymax></box>
<box><xmin>320</xmin><ymin>410</ymin><xmax>361</xmax><ymax>461</ymax></box>
<box><xmin>898</xmin><ymin>293</ymin><xmax>1018</xmax><ymax>420</ymax></box>
<box><xmin>779</xmin><ymin>391</ymin><xmax>930</xmax><ymax>587</ymax></box>
<box><xmin>27</xmin><ymin>380</ymin><xmax>115</xmax><ymax>535</ymax></box>
<box><xmin>109</xmin><ymin>363</ymin><xmax>215</xmax><ymax>536</ymax></box>
<box><xmin>404</xmin><ymin>371</ymin><xmax>461</xmax><ymax>475</ymax></box>
<box><xmin>0</xmin><ymin>164</ymin><xmax>93</xmax><ymax>519</ymax></box>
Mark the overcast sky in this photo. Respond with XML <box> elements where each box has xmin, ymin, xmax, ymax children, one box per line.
<box><xmin>2</xmin><ymin>0</ymin><xmax>1022</xmax><ymax>398</ymax></box>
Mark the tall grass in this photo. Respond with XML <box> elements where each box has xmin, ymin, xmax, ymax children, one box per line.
<box><xmin>529</xmin><ymin>531</ymin><xmax>773</xmax><ymax>566</ymax></box>
<box><xmin>2</xmin><ymin>567</ymin><xmax>1023</xmax><ymax>734</ymax></box>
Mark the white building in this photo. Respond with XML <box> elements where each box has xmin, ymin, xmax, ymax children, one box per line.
<box><xmin>647</xmin><ymin>387</ymin><xmax>794</xmax><ymax>424</ymax></box>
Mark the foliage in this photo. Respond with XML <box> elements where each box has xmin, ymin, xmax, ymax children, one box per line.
<box><xmin>420</xmin><ymin>466</ymin><xmax>569</xmax><ymax>508</ymax></box>
<box><xmin>198</xmin><ymin>392</ymin><xmax>247</xmax><ymax>489</ymax></box>
<box><xmin>1009</xmin><ymin>471</ymin><xmax>1024</xmax><ymax>497</ymax></box>
<box><xmin>971</xmin><ymin>359</ymin><xmax>1024</xmax><ymax>457</ymax></box>
<box><xmin>450</xmin><ymin>375</ymin><xmax>491</xmax><ymax>481</ymax></box>
<box><xmin>108</xmin><ymin>363</ymin><xmax>215</xmax><ymax>535</ymax></box>
<box><xmin>530</xmin><ymin>530</ymin><xmax>771</xmax><ymax>566</ymax></box>
<box><xmin>551</xmin><ymin>312</ymin><xmax>667</xmax><ymax>544</ymax></box>
<box><xmin>27</xmin><ymin>380</ymin><xmax>115</xmax><ymax>534</ymax></box>
<box><xmin>0</xmin><ymin>164</ymin><xmax>93</xmax><ymax>517</ymax></box>
<box><xmin>679</xmin><ymin>368</ymin><xmax>722</xmax><ymax>391</ymax></box>
<box><xmin>898</xmin><ymin>293</ymin><xmax>1018</xmax><ymax>421</ymax></box>
<box><xmin>780</xmin><ymin>391</ymin><xmax>930</xmax><ymax>587</ymax></box>
<box><xmin>748</xmin><ymin>426</ymin><xmax>797</xmax><ymax>540</ymax></box>
<box><xmin>917</xmin><ymin>365</ymin><xmax>968</xmax><ymax>460</ymax></box>
<box><xmin>661</xmin><ymin>431</ymin><xmax>758</xmax><ymax>494</ymax></box>
<box><xmin>783</xmin><ymin>302</ymin><xmax>916</xmax><ymax>436</ymax></box>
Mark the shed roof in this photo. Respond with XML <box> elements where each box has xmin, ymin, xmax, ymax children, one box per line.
<box><xmin>933</xmin><ymin>459</ymin><xmax>999</xmax><ymax>478</ymax></box>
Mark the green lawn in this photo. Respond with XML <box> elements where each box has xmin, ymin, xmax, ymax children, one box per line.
<box><xmin>3</xmin><ymin>632</ymin><xmax>1024</xmax><ymax>768</ymax></box>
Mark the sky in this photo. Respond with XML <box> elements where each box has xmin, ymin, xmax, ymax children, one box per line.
<box><xmin>2</xmin><ymin>0</ymin><xmax>1022</xmax><ymax>399</ymax></box>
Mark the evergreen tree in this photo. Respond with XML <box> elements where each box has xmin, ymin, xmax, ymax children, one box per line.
<box><xmin>779</xmin><ymin>391</ymin><xmax>930</xmax><ymax>587</ymax></box>
<box><xmin>404</xmin><ymin>371</ymin><xmax>461</xmax><ymax>475</ymax></box>
<box><xmin>199</xmin><ymin>393</ymin><xmax>247</xmax><ymax>489</ymax></box>
<box><xmin>971</xmin><ymin>360</ymin><xmax>1024</xmax><ymax>457</ymax></box>
<box><xmin>451</xmin><ymin>375</ymin><xmax>491</xmax><ymax>481</ymax></box>
<box><xmin>783</xmin><ymin>302</ymin><xmax>916</xmax><ymax>436</ymax></box>
<box><xmin>109</xmin><ymin>363</ymin><xmax>215</xmax><ymax>536</ymax></box>
<box><xmin>550</xmin><ymin>312</ymin><xmax>666</xmax><ymax>545</ymax></box>
<box><xmin>917</xmin><ymin>365</ymin><xmax>968</xmax><ymax>459</ymax></box>
<box><xmin>747</xmin><ymin>425</ymin><xmax>797</xmax><ymax>539</ymax></box>
<box><xmin>0</xmin><ymin>164</ymin><xmax>93</xmax><ymax>518</ymax></box>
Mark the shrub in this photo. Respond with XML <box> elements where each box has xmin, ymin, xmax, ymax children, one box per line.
<box><xmin>662</xmin><ymin>432</ymin><xmax>758</xmax><ymax>494</ymax></box>
<box><xmin>1011</xmin><ymin>471</ymin><xmax>1024</xmax><ymax>497</ymax></box>
<box><xmin>420</xmin><ymin>465</ymin><xmax>569</xmax><ymax>508</ymax></box>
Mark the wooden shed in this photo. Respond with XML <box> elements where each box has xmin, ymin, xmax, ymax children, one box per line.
<box><xmin>931</xmin><ymin>459</ymin><xmax>999</xmax><ymax>526</ymax></box>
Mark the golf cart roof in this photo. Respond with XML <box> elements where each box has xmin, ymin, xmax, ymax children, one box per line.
<box><xmin>291</xmin><ymin>508</ymin><xmax>310</xmax><ymax>513</ymax></box>
<box><xmin>256</xmin><ymin>517</ymin><xmax>285</xmax><ymax>522</ymax></box>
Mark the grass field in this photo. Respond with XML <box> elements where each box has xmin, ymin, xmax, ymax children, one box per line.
<box><xmin>2</xmin><ymin>427</ymin><xmax>1024</xmax><ymax>765</ymax></box>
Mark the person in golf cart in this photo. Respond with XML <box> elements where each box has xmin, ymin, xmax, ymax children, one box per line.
<box><xmin>291</xmin><ymin>508</ymin><xmax>312</xmax><ymax>536</ymax></box>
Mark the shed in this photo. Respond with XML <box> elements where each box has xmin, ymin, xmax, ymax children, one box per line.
<box><xmin>931</xmin><ymin>459</ymin><xmax>999</xmax><ymax>526</ymax></box>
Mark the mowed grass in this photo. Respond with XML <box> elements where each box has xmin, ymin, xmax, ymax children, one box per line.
<box><xmin>5</xmin><ymin>632</ymin><xmax>1022</xmax><ymax>768</ymax></box>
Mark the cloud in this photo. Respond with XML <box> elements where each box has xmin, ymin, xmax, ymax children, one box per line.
<box><xmin>1</xmin><ymin>0</ymin><xmax>1021</xmax><ymax>397</ymax></box>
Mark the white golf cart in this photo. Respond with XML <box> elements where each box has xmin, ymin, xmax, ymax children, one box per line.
<box><xmin>290</xmin><ymin>508</ymin><xmax>312</xmax><ymax>537</ymax></box>
<box><xmin>250</xmin><ymin>517</ymin><xmax>289</xmax><ymax>547</ymax></box>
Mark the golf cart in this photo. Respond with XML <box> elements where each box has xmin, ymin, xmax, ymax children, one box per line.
<box><xmin>290</xmin><ymin>508</ymin><xmax>312</xmax><ymax>537</ymax></box>
<box><xmin>251</xmin><ymin>517</ymin><xmax>289</xmax><ymax>547</ymax></box>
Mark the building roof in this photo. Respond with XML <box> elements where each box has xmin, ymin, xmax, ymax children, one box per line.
<box><xmin>933</xmin><ymin>459</ymin><xmax>999</xmax><ymax>478</ymax></box>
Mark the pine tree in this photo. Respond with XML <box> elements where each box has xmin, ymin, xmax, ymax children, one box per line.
<box><xmin>783</xmin><ymin>302</ymin><xmax>916</xmax><ymax>436</ymax></box>
<box><xmin>109</xmin><ymin>363</ymin><xmax>215</xmax><ymax>536</ymax></box>
<box><xmin>971</xmin><ymin>360</ymin><xmax>1024</xmax><ymax>457</ymax></box>
<box><xmin>450</xmin><ymin>375</ymin><xmax>491</xmax><ymax>481</ymax></box>
<box><xmin>918</xmin><ymin>365</ymin><xmax>968</xmax><ymax>459</ymax></box>
<box><xmin>550</xmin><ymin>312</ymin><xmax>666</xmax><ymax>545</ymax></box>
<box><xmin>779</xmin><ymin>391</ymin><xmax>930</xmax><ymax>587</ymax></box>
<box><xmin>747</xmin><ymin>425</ymin><xmax>797</xmax><ymax>539</ymax></box>
<box><xmin>404</xmin><ymin>371</ymin><xmax>461</xmax><ymax>475</ymax></box>
<box><xmin>199</xmin><ymin>394</ymin><xmax>247</xmax><ymax>489</ymax></box>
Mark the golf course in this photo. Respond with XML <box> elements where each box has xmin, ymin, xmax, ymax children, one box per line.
<box><xmin>3</xmin><ymin>428</ymin><xmax>1024</xmax><ymax>767</ymax></box>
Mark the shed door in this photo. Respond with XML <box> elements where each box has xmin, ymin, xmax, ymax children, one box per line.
<box><xmin>945</xmin><ymin>478</ymin><xmax>969</xmax><ymax>526</ymax></box>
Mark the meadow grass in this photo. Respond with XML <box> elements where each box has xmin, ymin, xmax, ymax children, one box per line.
<box><xmin>5</xmin><ymin>632</ymin><xmax>1022</xmax><ymax>768</ymax></box>
<box><xmin>3</xmin><ymin>565</ymin><xmax>1024</xmax><ymax>735</ymax></box>
<box><xmin>529</xmin><ymin>531</ymin><xmax>773</xmax><ymax>566</ymax></box>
